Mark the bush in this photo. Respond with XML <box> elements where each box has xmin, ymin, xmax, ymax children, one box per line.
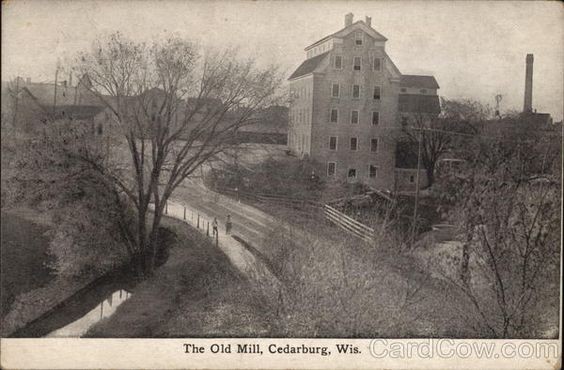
<box><xmin>207</xmin><ymin>157</ymin><xmax>325</xmax><ymax>199</ymax></box>
<box><xmin>258</xmin><ymin>225</ymin><xmax>426</xmax><ymax>337</ymax></box>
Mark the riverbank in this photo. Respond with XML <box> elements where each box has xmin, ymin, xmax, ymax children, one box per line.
<box><xmin>1</xmin><ymin>209</ymin><xmax>55</xmax><ymax>320</ymax></box>
<box><xmin>1</xmin><ymin>207</ymin><xmax>131</xmax><ymax>337</ymax></box>
<box><xmin>85</xmin><ymin>216</ymin><xmax>271</xmax><ymax>337</ymax></box>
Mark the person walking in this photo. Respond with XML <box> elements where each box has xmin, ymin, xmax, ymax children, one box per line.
<box><xmin>225</xmin><ymin>214</ymin><xmax>232</xmax><ymax>235</ymax></box>
<box><xmin>212</xmin><ymin>217</ymin><xmax>218</xmax><ymax>237</ymax></box>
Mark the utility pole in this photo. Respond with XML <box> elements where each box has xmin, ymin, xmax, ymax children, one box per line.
<box><xmin>12</xmin><ymin>77</ymin><xmax>20</xmax><ymax>128</ymax></box>
<box><xmin>411</xmin><ymin>127</ymin><xmax>423</xmax><ymax>247</ymax></box>
<box><xmin>53</xmin><ymin>66</ymin><xmax>59</xmax><ymax>114</ymax></box>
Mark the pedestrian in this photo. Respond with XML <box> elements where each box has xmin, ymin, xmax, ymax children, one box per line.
<box><xmin>225</xmin><ymin>214</ymin><xmax>232</xmax><ymax>234</ymax></box>
<box><xmin>212</xmin><ymin>217</ymin><xmax>218</xmax><ymax>237</ymax></box>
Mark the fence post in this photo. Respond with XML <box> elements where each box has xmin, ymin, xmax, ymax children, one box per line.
<box><xmin>207</xmin><ymin>221</ymin><xmax>210</xmax><ymax>237</ymax></box>
<box><xmin>197</xmin><ymin>214</ymin><xmax>200</xmax><ymax>229</ymax></box>
<box><xmin>183</xmin><ymin>207</ymin><xmax>186</xmax><ymax>220</ymax></box>
<box><xmin>165</xmin><ymin>201</ymin><xmax>168</xmax><ymax>215</ymax></box>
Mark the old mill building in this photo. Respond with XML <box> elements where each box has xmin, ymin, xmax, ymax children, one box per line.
<box><xmin>288</xmin><ymin>13</ymin><xmax>440</xmax><ymax>191</ymax></box>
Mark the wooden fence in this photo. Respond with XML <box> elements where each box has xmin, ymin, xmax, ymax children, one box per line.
<box><xmin>212</xmin><ymin>185</ymin><xmax>375</xmax><ymax>243</ymax></box>
<box><xmin>323</xmin><ymin>204</ymin><xmax>374</xmax><ymax>242</ymax></box>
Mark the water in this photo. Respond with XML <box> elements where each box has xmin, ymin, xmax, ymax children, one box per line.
<box><xmin>10</xmin><ymin>272</ymin><xmax>136</xmax><ymax>338</ymax></box>
<box><xmin>45</xmin><ymin>289</ymin><xmax>131</xmax><ymax>337</ymax></box>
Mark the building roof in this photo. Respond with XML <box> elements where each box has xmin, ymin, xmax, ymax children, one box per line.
<box><xmin>400</xmin><ymin>75</ymin><xmax>440</xmax><ymax>89</ymax></box>
<box><xmin>23</xmin><ymin>84</ymin><xmax>78</xmax><ymax>106</ymax></box>
<box><xmin>304</xmin><ymin>20</ymin><xmax>388</xmax><ymax>51</ymax></box>
<box><xmin>399</xmin><ymin>94</ymin><xmax>441</xmax><ymax>114</ymax></box>
<box><xmin>22</xmin><ymin>82</ymin><xmax>105</xmax><ymax>107</ymax></box>
<box><xmin>288</xmin><ymin>51</ymin><xmax>329</xmax><ymax>80</ymax></box>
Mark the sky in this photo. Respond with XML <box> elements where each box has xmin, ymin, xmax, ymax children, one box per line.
<box><xmin>2</xmin><ymin>0</ymin><xmax>563</xmax><ymax>120</ymax></box>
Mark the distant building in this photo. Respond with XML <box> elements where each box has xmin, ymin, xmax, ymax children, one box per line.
<box><xmin>237</xmin><ymin>105</ymin><xmax>289</xmax><ymax>144</ymax></box>
<box><xmin>519</xmin><ymin>53</ymin><xmax>553</xmax><ymax>125</ymax></box>
<box><xmin>6</xmin><ymin>75</ymin><xmax>106</xmax><ymax>133</ymax></box>
<box><xmin>288</xmin><ymin>13</ymin><xmax>439</xmax><ymax>191</ymax></box>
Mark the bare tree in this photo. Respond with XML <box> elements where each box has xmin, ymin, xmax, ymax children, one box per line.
<box><xmin>442</xmin><ymin>129</ymin><xmax>561</xmax><ymax>338</ymax></box>
<box><xmin>73</xmin><ymin>33</ymin><xmax>282</xmax><ymax>275</ymax></box>
<box><xmin>400</xmin><ymin>98</ymin><xmax>484</xmax><ymax>186</ymax></box>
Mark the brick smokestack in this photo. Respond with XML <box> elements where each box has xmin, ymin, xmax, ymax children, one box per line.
<box><xmin>523</xmin><ymin>54</ymin><xmax>534</xmax><ymax>113</ymax></box>
<box><xmin>345</xmin><ymin>13</ymin><xmax>353</xmax><ymax>27</ymax></box>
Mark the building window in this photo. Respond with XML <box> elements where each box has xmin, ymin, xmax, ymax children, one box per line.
<box><xmin>351</xmin><ymin>110</ymin><xmax>359</xmax><ymax>124</ymax></box>
<box><xmin>401</xmin><ymin>116</ymin><xmax>409</xmax><ymax>126</ymax></box>
<box><xmin>348</xmin><ymin>168</ymin><xmax>357</xmax><ymax>178</ymax></box>
<box><xmin>350</xmin><ymin>137</ymin><xmax>358</xmax><ymax>151</ymax></box>
<box><xmin>353</xmin><ymin>56</ymin><xmax>361</xmax><ymax>71</ymax></box>
<box><xmin>369</xmin><ymin>165</ymin><xmax>377</xmax><ymax>178</ymax></box>
<box><xmin>409</xmin><ymin>175</ymin><xmax>415</xmax><ymax>183</ymax></box>
<box><xmin>372</xmin><ymin>111</ymin><xmax>379</xmax><ymax>125</ymax></box>
<box><xmin>373</xmin><ymin>58</ymin><xmax>381</xmax><ymax>71</ymax></box>
<box><xmin>334</xmin><ymin>55</ymin><xmax>342</xmax><ymax>69</ymax></box>
<box><xmin>332</xmin><ymin>83</ymin><xmax>340</xmax><ymax>97</ymax></box>
<box><xmin>373</xmin><ymin>86</ymin><xmax>381</xmax><ymax>100</ymax></box>
<box><xmin>371</xmin><ymin>138</ymin><xmax>378</xmax><ymax>152</ymax></box>
<box><xmin>400</xmin><ymin>88</ymin><xmax>407</xmax><ymax>93</ymax></box>
<box><xmin>97</xmin><ymin>124</ymin><xmax>103</xmax><ymax>135</ymax></box>
<box><xmin>330</xmin><ymin>109</ymin><xmax>338</xmax><ymax>123</ymax></box>
<box><xmin>355</xmin><ymin>32</ymin><xmax>363</xmax><ymax>45</ymax></box>
<box><xmin>352</xmin><ymin>84</ymin><xmax>360</xmax><ymax>99</ymax></box>
<box><xmin>329</xmin><ymin>136</ymin><xmax>337</xmax><ymax>150</ymax></box>
<box><xmin>420</xmin><ymin>89</ymin><xmax>427</xmax><ymax>94</ymax></box>
<box><xmin>327</xmin><ymin>162</ymin><xmax>336</xmax><ymax>176</ymax></box>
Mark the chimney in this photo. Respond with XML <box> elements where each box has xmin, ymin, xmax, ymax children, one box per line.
<box><xmin>365</xmin><ymin>16</ymin><xmax>372</xmax><ymax>27</ymax></box>
<box><xmin>345</xmin><ymin>13</ymin><xmax>353</xmax><ymax>27</ymax></box>
<box><xmin>523</xmin><ymin>54</ymin><xmax>533</xmax><ymax>113</ymax></box>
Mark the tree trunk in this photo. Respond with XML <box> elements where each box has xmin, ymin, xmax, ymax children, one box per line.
<box><xmin>426</xmin><ymin>165</ymin><xmax>435</xmax><ymax>187</ymax></box>
<box><xmin>461</xmin><ymin>242</ymin><xmax>470</xmax><ymax>285</ymax></box>
<box><xmin>136</xmin><ymin>205</ymin><xmax>149</xmax><ymax>277</ymax></box>
<box><xmin>145</xmin><ymin>199</ymin><xmax>166</xmax><ymax>275</ymax></box>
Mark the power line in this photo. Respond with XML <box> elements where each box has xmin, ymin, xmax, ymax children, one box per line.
<box><xmin>346</xmin><ymin>125</ymin><xmax>559</xmax><ymax>143</ymax></box>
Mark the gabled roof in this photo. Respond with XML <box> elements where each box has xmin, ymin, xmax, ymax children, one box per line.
<box><xmin>399</xmin><ymin>94</ymin><xmax>441</xmax><ymax>114</ymax></box>
<box><xmin>23</xmin><ymin>84</ymin><xmax>78</xmax><ymax>106</ymax></box>
<box><xmin>22</xmin><ymin>82</ymin><xmax>106</xmax><ymax>107</ymax></box>
<box><xmin>400</xmin><ymin>75</ymin><xmax>440</xmax><ymax>89</ymax></box>
<box><xmin>305</xmin><ymin>20</ymin><xmax>387</xmax><ymax>51</ymax></box>
<box><xmin>288</xmin><ymin>52</ymin><xmax>329</xmax><ymax>80</ymax></box>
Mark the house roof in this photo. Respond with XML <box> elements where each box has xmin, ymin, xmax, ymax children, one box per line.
<box><xmin>23</xmin><ymin>84</ymin><xmax>78</xmax><ymax>106</ymax></box>
<box><xmin>400</xmin><ymin>75</ymin><xmax>440</xmax><ymax>89</ymax></box>
<box><xmin>22</xmin><ymin>82</ymin><xmax>107</xmax><ymax>108</ymax></box>
<box><xmin>304</xmin><ymin>20</ymin><xmax>388</xmax><ymax>51</ymax></box>
<box><xmin>288</xmin><ymin>51</ymin><xmax>329</xmax><ymax>80</ymax></box>
<box><xmin>399</xmin><ymin>94</ymin><xmax>441</xmax><ymax>114</ymax></box>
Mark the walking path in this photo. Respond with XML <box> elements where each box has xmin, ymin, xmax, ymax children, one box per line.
<box><xmin>171</xmin><ymin>179</ymin><xmax>282</xmax><ymax>251</ymax></box>
<box><xmin>153</xmin><ymin>189</ymin><xmax>281</xmax><ymax>289</ymax></box>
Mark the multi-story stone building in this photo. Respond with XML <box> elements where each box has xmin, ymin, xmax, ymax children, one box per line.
<box><xmin>288</xmin><ymin>13</ymin><xmax>440</xmax><ymax>191</ymax></box>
